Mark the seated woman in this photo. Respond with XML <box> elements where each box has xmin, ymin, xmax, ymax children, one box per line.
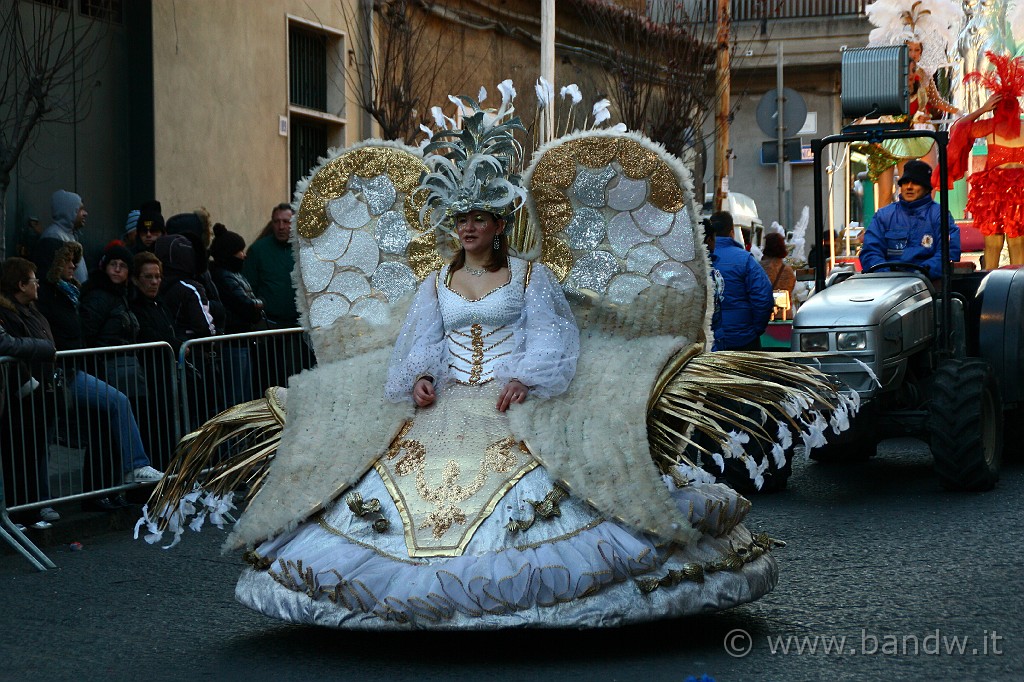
<box><xmin>0</xmin><ymin>258</ymin><xmax>60</xmax><ymax>528</ymax></box>
<box><xmin>35</xmin><ymin>242</ymin><xmax>162</xmax><ymax>501</ymax></box>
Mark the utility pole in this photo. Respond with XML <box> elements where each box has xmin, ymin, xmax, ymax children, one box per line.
<box><xmin>776</xmin><ymin>43</ymin><xmax>786</xmax><ymax>229</ymax></box>
<box><xmin>714</xmin><ymin>0</ymin><xmax>730</xmax><ymax>212</ymax></box>
<box><xmin>540</xmin><ymin>0</ymin><xmax>556</xmax><ymax>144</ymax></box>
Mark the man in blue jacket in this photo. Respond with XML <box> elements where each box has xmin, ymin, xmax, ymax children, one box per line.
<box><xmin>709</xmin><ymin>211</ymin><xmax>774</xmax><ymax>350</ymax></box>
<box><xmin>860</xmin><ymin>159</ymin><xmax>961</xmax><ymax>280</ymax></box>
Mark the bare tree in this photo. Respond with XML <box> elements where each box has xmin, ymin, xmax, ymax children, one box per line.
<box><xmin>0</xmin><ymin>0</ymin><xmax>108</xmax><ymax>260</ymax></box>
<box><xmin>338</xmin><ymin>0</ymin><xmax>467</xmax><ymax>144</ymax></box>
<box><xmin>565</xmin><ymin>0</ymin><xmax>721</xmax><ymax>159</ymax></box>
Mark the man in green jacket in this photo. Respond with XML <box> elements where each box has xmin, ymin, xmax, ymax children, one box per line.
<box><xmin>244</xmin><ymin>203</ymin><xmax>298</xmax><ymax>329</ymax></box>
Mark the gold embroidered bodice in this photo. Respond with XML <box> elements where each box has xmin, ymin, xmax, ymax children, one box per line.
<box><xmin>438</xmin><ymin>258</ymin><xmax>527</xmax><ymax>386</ymax></box>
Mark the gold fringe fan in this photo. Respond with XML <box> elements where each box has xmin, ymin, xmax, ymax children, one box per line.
<box><xmin>146</xmin><ymin>387</ymin><xmax>287</xmax><ymax>530</ymax></box>
<box><xmin>648</xmin><ymin>346</ymin><xmax>848</xmax><ymax>471</ymax></box>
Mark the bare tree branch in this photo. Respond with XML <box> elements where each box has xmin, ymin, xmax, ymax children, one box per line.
<box><xmin>336</xmin><ymin>0</ymin><xmax>467</xmax><ymax>144</ymax></box>
<box><xmin>0</xmin><ymin>0</ymin><xmax>109</xmax><ymax>260</ymax></box>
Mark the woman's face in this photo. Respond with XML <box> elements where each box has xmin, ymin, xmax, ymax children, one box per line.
<box><xmin>134</xmin><ymin>263</ymin><xmax>162</xmax><ymax>299</ymax></box>
<box><xmin>18</xmin><ymin>272</ymin><xmax>40</xmax><ymax>303</ymax></box>
<box><xmin>455</xmin><ymin>212</ymin><xmax>504</xmax><ymax>257</ymax></box>
<box><xmin>62</xmin><ymin>260</ymin><xmax>76</xmax><ymax>281</ymax></box>
<box><xmin>907</xmin><ymin>41</ymin><xmax>922</xmax><ymax>62</ymax></box>
<box><xmin>105</xmin><ymin>259</ymin><xmax>129</xmax><ymax>285</ymax></box>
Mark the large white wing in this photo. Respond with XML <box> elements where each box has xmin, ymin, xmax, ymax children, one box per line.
<box><xmin>523</xmin><ymin>129</ymin><xmax>710</xmax><ymax>344</ymax></box>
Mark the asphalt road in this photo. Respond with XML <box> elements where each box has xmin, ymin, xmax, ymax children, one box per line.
<box><xmin>1</xmin><ymin>438</ymin><xmax>1021</xmax><ymax>682</ymax></box>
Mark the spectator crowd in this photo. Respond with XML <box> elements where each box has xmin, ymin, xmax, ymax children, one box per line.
<box><xmin>0</xmin><ymin>191</ymin><xmax>306</xmax><ymax>530</ymax></box>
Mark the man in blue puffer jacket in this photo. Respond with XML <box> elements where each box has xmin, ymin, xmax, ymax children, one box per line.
<box><xmin>709</xmin><ymin>211</ymin><xmax>774</xmax><ymax>350</ymax></box>
<box><xmin>860</xmin><ymin>159</ymin><xmax>961</xmax><ymax>280</ymax></box>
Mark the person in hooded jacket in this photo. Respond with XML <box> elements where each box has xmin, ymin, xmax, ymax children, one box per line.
<box><xmin>153</xmin><ymin>234</ymin><xmax>217</xmax><ymax>341</ymax></box>
<box><xmin>166</xmin><ymin>209</ymin><xmax>225</xmax><ymax>331</ymax></box>
<box><xmin>208</xmin><ymin>225</ymin><xmax>265</xmax><ymax>407</ymax></box>
<box><xmin>154</xmin><ymin>233</ymin><xmax>219</xmax><ymax>425</ymax></box>
<box><xmin>32</xmin><ymin>189</ymin><xmax>89</xmax><ymax>283</ymax></box>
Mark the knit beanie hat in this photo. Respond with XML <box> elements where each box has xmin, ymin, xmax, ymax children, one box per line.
<box><xmin>898</xmin><ymin>160</ymin><xmax>933</xmax><ymax>192</ymax></box>
<box><xmin>99</xmin><ymin>240</ymin><xmax>134</xmax><ymax>273</ymax></box>
<box><xmin>123</xmin><ymin>210</ymin><xmax>140</xmax><ymax>239</ymax></box>
<box><xmin>210</xmin><ymin>223</ymin><xmax>247</xmax><ymax>262</ymax></box>
<box><xmin>138</xmin><ymin>200</ymin><xmax>165</xmax><ymax>234</ymax></box>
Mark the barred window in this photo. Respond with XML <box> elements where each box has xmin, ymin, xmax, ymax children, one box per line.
<box><xmin>80</xmin><ymin>0</ymin><xmax>122</xmax><ymax>23</ymax></box>
<box><xmin>286</xmin><ymin>16</ymin><xmax>346</xmax><ymax>192</ymax></box>
<box><xmin>289</xmin><ymin>26</ymin><xmax>328</xmax><ymax>112</ymax></box>
<box><xmin>290</xmin><ymin>119</ymin><xmax>329</xmax><ymax>191</ymax></box>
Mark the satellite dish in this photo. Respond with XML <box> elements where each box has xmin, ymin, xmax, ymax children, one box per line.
<box><xmin>756</xmin><ymin>88</ymin><xmax>808</xmax><ymax>138</ymax></box>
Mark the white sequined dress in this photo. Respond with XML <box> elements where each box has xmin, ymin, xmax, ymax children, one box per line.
<box><xmin>235</xmin><ymin>257</ymin><xmax>778</xmax><ymax>629</ymax></box>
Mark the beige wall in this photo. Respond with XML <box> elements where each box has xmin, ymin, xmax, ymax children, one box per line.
<box><xmin>152</xmin><ymin>0</ymin><xmax>367</xmax><ymax>242</ymax></box>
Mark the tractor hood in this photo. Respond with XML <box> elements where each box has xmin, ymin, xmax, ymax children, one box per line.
<box><xmin>794</xmin><ymin>273</ymin><xmax>932</xmax><ymax>328</ymax></box>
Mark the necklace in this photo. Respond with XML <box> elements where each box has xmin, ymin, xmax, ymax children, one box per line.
<box><xmin>464</xmin><ymin>265</ymin><xmax>488</xmax><ymax>277</ymax></box>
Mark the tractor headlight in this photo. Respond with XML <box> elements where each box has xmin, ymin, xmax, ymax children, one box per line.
<box><xmin>799</xmin><ymin>332</ymin><xmax>830</xmax><ymax>352</ymax></box>
<box><xmin>836</xmin><ymin>331</ymin><xmax>868</xmax><ymax>351</ymax></box>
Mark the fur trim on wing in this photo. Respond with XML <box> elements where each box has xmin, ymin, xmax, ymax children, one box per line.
<box><xmin>508</xmin><ymin>329</ymin><xmax>699</xmax><ymax>547</ymax></box>
<box><xmin>224</xmin><ymin>348</ymin><xmax>414</xmax><ymax>552</ymax></box>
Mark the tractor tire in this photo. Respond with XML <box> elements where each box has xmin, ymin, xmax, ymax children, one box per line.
<box><xmin>928</xmin><ymin>358</ymin><xmax>1003</xmax><ymax>491</ymax></box>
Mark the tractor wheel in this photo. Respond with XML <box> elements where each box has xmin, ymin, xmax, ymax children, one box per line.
<box><xmin>928</xmin><ymin>359</ymin><xmax>1003</xmax><ymax>491</ymax></box>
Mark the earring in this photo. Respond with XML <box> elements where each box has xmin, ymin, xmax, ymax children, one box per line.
<box><xmin>493</xmin><ymin>235</ymin><xmax>501</xmax><ymax>250</ymax></box>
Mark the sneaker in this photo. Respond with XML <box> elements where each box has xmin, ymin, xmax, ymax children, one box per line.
<box><xmin>126</xmin><ymin>465</ymin><xmax>163</xmax><ymax>483</ymax></box>
<box><xmin>30</xmin><ymin>520</ymin><xmax>53</xmax><ymax>530</ymax></box>
<box><xmin>39</xmin><ymin>507</ymin><xmax>60</xmax><ymax>523</ymax></box>
<box><xmin>14</xmin><ymin>523</ymin><xmax>26</xmax><ymax>532</ymax></box>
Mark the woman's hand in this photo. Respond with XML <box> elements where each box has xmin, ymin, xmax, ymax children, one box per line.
<box><xmin>497</xmin><ymin>379</ymin><xmax>529</xmax><ymax>413</ymax></box>
<box><xmin>981</xmin><ymin>93</ymin><xmax>1003</xmax><ymax>114</ymax></box>
<box><xmin>413</xmin><ymin>378</ymin><xmax>436</xmax><ymax>407</ymax></box>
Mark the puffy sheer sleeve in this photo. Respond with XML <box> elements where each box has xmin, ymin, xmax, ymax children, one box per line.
<box><xmin>493</xmin><ymin>263</ymin><xmax>579</xmax><ymax>399</ymax></box>
<box><xmin>384</xmin><ymin>272</ymin><xmax>447</xmax><ymax>402</ymax></box>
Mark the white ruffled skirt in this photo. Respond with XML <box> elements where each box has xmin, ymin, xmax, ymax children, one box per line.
<box><xmin>235</xmin><ymin>385</ymin><xmax>778</xmax><ymax>629</ymax></box>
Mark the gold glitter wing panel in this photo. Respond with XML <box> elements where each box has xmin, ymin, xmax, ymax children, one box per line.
<box><xmin>292</xmin><ymin>140</ymin><xmax>462</xmax><ymax>345</ymax></box>
<box><xmin>523</xmin><ymin>129</ymin><xmax>710</xmax><ymax>344</ymax></box>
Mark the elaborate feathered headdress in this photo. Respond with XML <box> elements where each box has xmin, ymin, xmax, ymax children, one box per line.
<box><xmin>867</xmin><ymin>0</ymin><xmax>965</xmax><ymax>76</ymax></box>
<box><xmin>417</xmin><ymin>81</ymin><xmax>528</xmax><ymax>239</ymax></box>
<box><xmin>966</xmin><ymin>50</ymin><xmax>1024</xmax><ymax>138</ymax></box>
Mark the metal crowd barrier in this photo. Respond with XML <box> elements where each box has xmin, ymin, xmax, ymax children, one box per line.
<box><xmin>1</xmin><ymin>343</ymin><xmax>178</xmax><ymax>570</ymax></box>
<box><xmin>178</xmin><ymin>327</ymin><xmax>315</xmax><ymax>433</ymax></box>
<box><xmin>0</xmin><ymin>328</ymin><xmax>315</xmax><ymax>570</ymax></box>
<box><xmin>1</xmin><ymin>343</ymin><xmax>179</xmax><ymax>510</ymax></box>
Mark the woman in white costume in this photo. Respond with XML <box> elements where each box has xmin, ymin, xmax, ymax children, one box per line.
<box><xmin>141</xmin><ymin>86</ymin><xmax>851</xmax><ymax>630</ymax></box>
